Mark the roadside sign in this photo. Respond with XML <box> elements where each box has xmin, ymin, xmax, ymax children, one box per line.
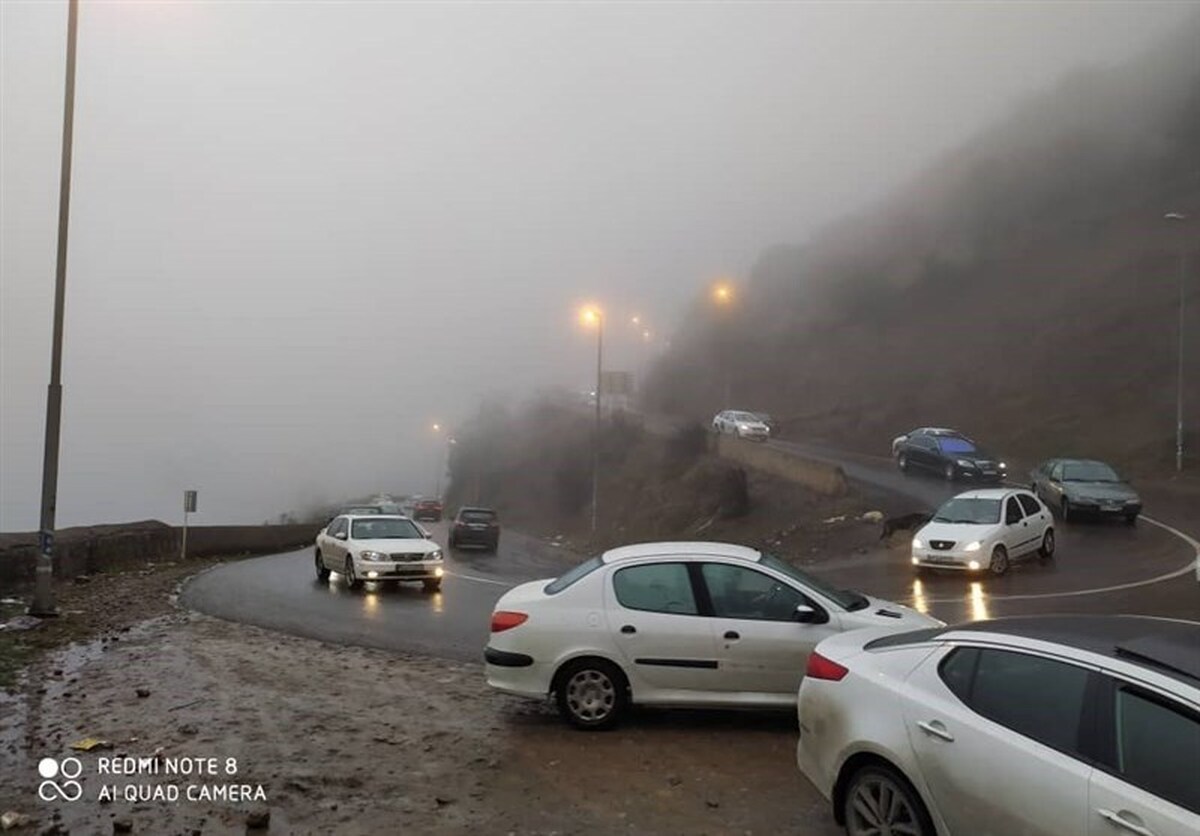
<box><xmin>184</xmin><ymin>490</ymin><xmax>197</xmax><ymax>513</ymax></box>
<box><xmin>599</xmin><ymin>370</ymin><xmax>633</xmax><ymax>396</ymax></box>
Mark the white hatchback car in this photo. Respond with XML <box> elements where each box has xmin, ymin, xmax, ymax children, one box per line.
<box><xmin>796</xmin><ymin>615</ymin><xmax>1200</xmax><ymax>836</ymax></box>
<box><xmin>712</xmin><ymin>410</ymin><xmax>771</xmax><ymax>441</ymax></box>
<box><xmin>912</xmin><ymin>488</ymin><xmax>1054</xmax><ymax>576</ymax></box>
<box><xmin>315</xmin><ymin>514</ymin><xmax>444</xmax><ymax>591</ymax></box>
<box><xmin>484</xmin><ymin>542</ymin><xmax>941</xmax><ymax>729</ymax></box>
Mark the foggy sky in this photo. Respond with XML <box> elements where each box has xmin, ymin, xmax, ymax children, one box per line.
<box><xmin>1</xmin><ymin>0</ymin><xmax>1194</xmax><ymax>528</ymax></box>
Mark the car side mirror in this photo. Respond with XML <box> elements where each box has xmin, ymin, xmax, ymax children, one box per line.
<box><xmin>334</xmin><ymin>531</ymin><xmax>348</xmax><ymax>541</ymax></box>
<box><xmin>794</xmin><ymin>604</ymin><xmax>818</xmax><ymax>623</ymax></box>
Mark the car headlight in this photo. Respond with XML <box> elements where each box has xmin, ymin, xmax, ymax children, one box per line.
<box><xmin>963</xmin><ymin>541</ymin><xmax>981</xmax><ymax>552</ymax></box>
<box><xmin>429</xmin><ymin>549</ymin><xmax>443</xmax><ymax>561</ymax></box>
<box><xmin>359</xmin><ymin>550</ymin><xmax>387</xmax><ymax>562</ymax></box>
<box><xmin>738</xmin><ymin>424</ymin><xmax>750</xmax><ymax>431</ymax></box>
<box><xmin>911</xmin><ymin>556</ymin><xmax>920</xmax><ymax>565</ymax></box>
<box><xmin>998</xmin><ymin>461</ymin><xmax>1007</xmax><ymax>470</ymax></box>
<box><xmin>956</xmin><ymin>459</ymin><xmax>975</xmax><ymax>468</ymax></box>
<box><xmin>967</xmin><ymin>560</ymin><xmax>981</xmax><ymax>570</ymax></box>
<box><xmin>912</xmin><ymin>538</ymin><xmax>923</xmax><ymax>549</ymax></box>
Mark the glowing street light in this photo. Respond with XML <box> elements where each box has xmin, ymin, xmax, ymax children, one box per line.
<box><xmin>577</xmin><ymin>305</ymin><xmax>604</xmax><ymax>535</ymax></box>
<box><xmin>712</xmin><ymin>281</ymin><xmax>734</xmax><ymax>305</ymax></box>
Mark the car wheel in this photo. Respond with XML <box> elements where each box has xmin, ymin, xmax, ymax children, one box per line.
<box><xmin>842</xmin><ymin>764</ymin><xmax>935</xmax><ymax>836</ymax></box>
<box><xmin>422</xmin><ymin>578</ymin><xmax>441</xmax><ymax>593</ymax></box>
<box><xmin>897</xmin><ymin>453</ymin><xmax>908</xmax><ymax>472</ymax></box>
<box><xmin>343</xmin><ymin>557</ymin><xmax>362</xmax><ymax>590</ymax></box>
<box><xmin>314</xmin><ymin>550</ymin><xmax>330</xmax><ymax>581</ymax></box>
<box><xmin>1061</xmin><ymin>498</ymin><xmax>1072</xmax><ymax>522</ymax></box>
<box><xmin>1038</xmin><ymin>529</ymin><xmax>1055</xmax><ymax>560</ymax></box>
<box><xmin>555</xmin><ymin>659</ymin><xmax>628</xmax><ymax>731</ymax></box>
<box><xmin>989</xmin><ymin>545</ymin><xmax>1009</xmax><ymax>576</ymax></box>
<box><xmin>943</xmin><ymin>462</ymin><xmax>956</xmax><ymax>481</ymax></box>
<box><xmin>1125</xmin><ymin>513</ymin><xmax>1138</xmax><ymax>526</ymax></box>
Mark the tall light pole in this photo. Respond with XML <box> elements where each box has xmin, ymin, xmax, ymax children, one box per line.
<box><xmin>580</xmin><ymin>306</ymin><xmax>604</xmax><ymax>535</ymax></box>
<box><xmin>31</xmin><ymin>0</ymin><xmax>80</xmax><ymax>617</ymax></box>
<box><xmin>712</xmin><ymin>280</ymin><xmax>735</xmax><ymax>405</ymax></box>
<box><xmin>1166</xmin><ymin>212</ymin><xmax>1188</xmax><ymax>472</ymax></box>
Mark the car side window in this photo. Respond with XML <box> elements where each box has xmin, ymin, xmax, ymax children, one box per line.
<box><xmin>612</xmin><ymin>563</ymin><xmax>698</xmax><ymax>615</ymax></box>
<box><xmin>328</xmin><ymin>517</ymin><xmax>346</xmax><ymax>537</ymax></box>
<box><xmin>700</xmin><ymin>563</ymin><xmax>808</xmax><ymax>621</ymax></box>
<box><xmin>1017</xmin><ymin>493</ymin><xmax>1041</xmax><ymax>516</ymax></box>
<box><xmin>1005</xmin><ymin>497</ymin><xmax>1025</xmax><ymax>524</ymax></box>
<box><xmin>968</xmin><ymin>649</ymin><xmax>1091</xmax><ymax>757</ymax></box>
<box><xmin>1111</xmin><ymin>686</ymin><xmax>1200</xmax><ymax>814</ymax></box>
<box><xmin>1050</xmin><ymin>462</ymin><xmax>1064</xmax><ymax>481</ymax></box>
<box><xmin>937</xmin><ymin>646</ymin><xmax>980</xmax><ymax>703</ymax></box>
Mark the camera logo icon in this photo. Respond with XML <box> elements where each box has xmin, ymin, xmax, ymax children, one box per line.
<box><xmin>37</xmin><ymin>757</ymin><xmax>83</xmax><ymax>802</ymax></box>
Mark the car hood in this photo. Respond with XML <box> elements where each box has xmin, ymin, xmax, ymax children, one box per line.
<box><xmin>916</xmin><ymin>520</ymin><xmax>998</xmax><ymax>541</ymax></box>
<box><xmin>946</xmin><ymin>451</ymin><xmax>1000</xmax><ymax>465</ymax></box>
<box><xmin>354</xmin><ymin>538</ymin><xmax>440</xmax><ymax>555</ymax></box>
<box><xmin>1062</xmin><ymin>482</ymin><xmax>1139</xmax><ymax>502</ymax></box>
<box><xmin>851</xmin><ymin>596</ymin><xmax>945</xmax><ymax>629</ymax></box>
<box><xmin>737</xmin><ymin>421</ymin><xmax>769</xmax><ymax>430</ymax></box>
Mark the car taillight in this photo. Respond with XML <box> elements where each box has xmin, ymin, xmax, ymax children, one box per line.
<box><xmin>490</xmin><ymin>611</ymin><xmax>528</xmax><ymax>632</ymax></box>
<box><xmin>805</xmin><ymin>651</ymin><xmax>849</xmax><ymax>681</ymax></box>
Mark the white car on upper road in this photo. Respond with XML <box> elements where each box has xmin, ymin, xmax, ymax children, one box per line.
<box><xmin>912</xmin><ymin>488</ymin><xmax>1054</xmax><ymax>576</ymax></box>
<box><xmin>712</xmin><ymin>410</ymin><xmax>771</xmax><ymax>441</ymax></box>
<box><xmin>315</xmin><ymin>514</ymin><xmax>444</xmax><ymax>591</ymax></box>
<box><xmin>484</xmin><ymin>542</ymin><xmax>941</xmax><ymax>729</ymax></box>
<box><xmin>796</xmin><ymin>615</ymin><xmax>1200</xmax><ymax>836</ymax></box>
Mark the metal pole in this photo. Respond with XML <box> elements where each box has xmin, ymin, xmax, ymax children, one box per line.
<box><xmin>30</xmin><ymin>0</ymin><xmax>80</xmax><ymax>617</ymax></box>
<box><xmin>181</xmin><ymin>510</ymin><xmax>189</xmax><ymax>560</ymax></box>
<box><xmin>591</xmin><ymin>315</ymin><xmax>603</xmax><ymax>535</ymax></box>
<box><xmin>1177</xmin><ymin>235</ymin><xmax>1187</xmax><ymax>473</ymax></box>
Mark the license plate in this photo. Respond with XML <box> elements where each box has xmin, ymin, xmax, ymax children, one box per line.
<box><xmin>925</xmin><ymin>556</ymin><xmax>955</xmax><ymax>565</ymax></box>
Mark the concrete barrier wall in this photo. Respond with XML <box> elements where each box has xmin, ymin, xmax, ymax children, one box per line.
<box><xmin>0</xmin><ymin>522</ymin><xmax>320</xmax><ymax>586</ymax></box>
<box><xmin>715</xmin><ymin>436</ymin><xmax>849</xmax><ymax>496</ymax></box>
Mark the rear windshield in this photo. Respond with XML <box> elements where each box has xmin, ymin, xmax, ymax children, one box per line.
<box><xmin>545</xmin><ymin>556</ymin><xmax>603</xmax><ymax>594</ymax></box>
<box><xmin>462</xmin><ymin>510</ymin><xmax>497</xmax><ymax>522</ymax></box>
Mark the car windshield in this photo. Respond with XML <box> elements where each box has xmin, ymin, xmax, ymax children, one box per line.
<box><xmin>545</xmin><ymin>556</ymin><xmax>603</xmax><ymax>594</ymax></box>
<box><xmin>932</xmin><ymin>497</ymin><xmax>1002</xmax><ymax>524</ymax></box>
<box><xmin>462</xmin><ymin>510</ymin><xmax>497</xmax><ymax>522</ymax></box>
<box><xmin>936</xmin><ymin>437</ymin><xmax>977</xmax><ymax>454</ymax></box>
<box><xmin>351</xmin><ymin>518</ymin><xmax>424</xmax><ymax>540</ymax></box>
<box><xmin>1061</xmin><ymin>462</ymin><xmax>1122</xmax><ymax>482</ymax></box>
<box><xmin>759</xmin><ymin>554</ymin><xmax>869</xmax><ymax>611</ymax></box>
<box><xmin>731</xmin><ymin>412</ymin><xmax>759</xmax><ymax>422</ymax></box>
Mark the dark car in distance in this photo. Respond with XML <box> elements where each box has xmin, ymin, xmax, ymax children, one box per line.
<box><xmin>895</xmin><ymin>428</ymin><xmax>1007</xmax><ymax>482</ymax></box>
<box><xmin>412</xmin><ymin>499</ymin><xmax>443</xmax><ymax>522</ymax></box>
<box><xmin>1029</xmin><ymin>458</ymin><xmax>1142</xmax><ymax>523</ymax></box>
<box><xmin>448</xmin><ymin>507</ymin><xmax>500</xmax><ymax>552</ymax></box>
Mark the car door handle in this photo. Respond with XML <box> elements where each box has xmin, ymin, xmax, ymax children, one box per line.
<box><xmin>620</xmin><ymin>625</ymin><xmax>636</xmax><ymax>634</ymax></box>
<box><xmin>1096</xmin><ymin>809</ymin><xmax>1155</xmax><ymax>836</ymax></box>
<box><xmin>723</xmin><ymin>630</ymin><xmax>740</xmax><ymax>640</ymax></box>
<box><xmin>917</xmin><ymin>720</ymin><xmax>954</xmax><ymax>742</ymax></box>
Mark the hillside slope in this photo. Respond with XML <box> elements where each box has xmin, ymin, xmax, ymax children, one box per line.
<box><xmin>647</xmin><ymin>16</ymin><xmax>1200</xmax><ymax>474</ymax></box>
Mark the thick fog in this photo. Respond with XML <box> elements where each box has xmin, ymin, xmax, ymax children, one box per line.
<box><xmin>1</xmin><ymin>1</ymin><xmax>1193</xmax><ymax>528</ymax></box>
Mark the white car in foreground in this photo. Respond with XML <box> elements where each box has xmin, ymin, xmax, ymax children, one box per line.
<box><xmin>797</xmin><ymin>615</ymin><xmax>1200</xmax><ymax>836</ymax></box>
<box><xmin>712</xmin><ymin>410</ymin><xmax>772</xmax><ymax>441</ymax></box>
<box><xmin>484</xmin><ymin>542</ymin><xmax>940</xmax><ymax>729</ymax></box>
<box><xmin>315</xmin><ymin>514</ymin><xmax>444</xmax><ymax>591</ymax></box>
<box><xmin>912</xmin><ymin>488</ymin><xmax>1054</xmax><ymax>576</ymax></box>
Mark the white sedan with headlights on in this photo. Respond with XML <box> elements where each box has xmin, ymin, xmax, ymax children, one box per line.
<box><xmin>912</xmin><ymin>488</ymin><xmax>1054</xmax><ymax>577</ymax></box>
<box><xmin>712</xmin><ymin>410</ymin><xmax>772</xmax><ymax>441</ymax></box>
<box><xmin>315</xmin><ymin>514</ymin><xmax>445</xmax><ymax>591</ymax></box>
<box><xmin>484</xmin><ymin>542</ymin><xmax>941</xmax><ymax>729</ymax></box>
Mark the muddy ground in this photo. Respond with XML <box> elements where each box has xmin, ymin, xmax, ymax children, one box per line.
<box><xmin>0</xmin><ymin>563</ymin><xmax>840</xmax><ymax>836</ymax></box>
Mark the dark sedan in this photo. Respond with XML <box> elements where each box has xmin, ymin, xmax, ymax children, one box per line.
<box><xmin>894</xmin><ymin>428</ymin><xmax>1007</xmax><ymax>482</ymax></box>
<box><xmin>1030</xmin><ymin>458</ymin><xmax>1142</xmax><ymax>523</ymax></box>
<box><xmin>448</xmin><ymin>507</ymin><xmax>500</xmax><ymax>552</ymax></box>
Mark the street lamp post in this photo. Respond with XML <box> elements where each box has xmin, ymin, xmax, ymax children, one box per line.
<box><xmin>712</xmin><ymin>281</ymin><xmax>735</xmax><ymax>405</ymax></box>
<box><xmin>31</xmin><ymin>0</ymin><xmax>81</xmax><ymax>617</ymax></box>
<box><xmin>581</xmin><ymin>307</ymin><xmax>604</xmax><ymax>535</ymax></box>
<box><xmin>1166</xmin><ymin>212</ymin><xmax>1188</xmax><ymax>472</ymax></box>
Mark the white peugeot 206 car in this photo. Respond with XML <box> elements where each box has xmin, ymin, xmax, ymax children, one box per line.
<box><xmin>796</xmin><ymin>615</ymin><xmax>1200</xmax><ymax>836</ymax></box>
<box><xmin>912</xmin><ymin>488</ymin><xmax>1054</xmax><ymax>576</ymax></box>
<box><xmin>315</xmin><ymin>514</ymin><xmax>444</xmax><ymax>592</ymax></box>
<box><xmin>484</xmin><ymin>542</ymin><xmax>941</xmax><ymax>729</ymax></box>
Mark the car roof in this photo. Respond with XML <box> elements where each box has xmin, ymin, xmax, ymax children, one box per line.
<box><xmin>601</xmin><ymin>542</ymin><xmax>762</xmax><ymax>564</ymax></box>
<box><xmin>344</xmin><ymin>513</ymin><xmax>413</xmax><ymax>522</ymax></box>
<box><xmin>947</xmin><ymin>488</ymin><xmax>1021</xmax><ymax>500</ymax></box>
<box><xmin>873</xmin><ymin>615</ymin><xmax>1200</xmax><ymax>688</ymax></box>
<box><xmin>458</xmin><ymin>506</ymin><xmax>496</xmax><ymax>514</ymax></box>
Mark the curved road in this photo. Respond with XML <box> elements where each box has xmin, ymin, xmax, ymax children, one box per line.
<box><xmin>182</xmin><ymin>446</ymin><xmax>1200</xmax><ymax>661</ymax></box>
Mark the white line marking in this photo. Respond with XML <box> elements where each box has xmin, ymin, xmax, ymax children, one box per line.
<box><xmin>444</xmin><ymin>571</ymin><xmax>514</xmax><ymax>587</ymax></box>
<box><xmin>924</xmin><ymin>514</ymin><xmax>1200</xmax><ymax>603</ymax></box>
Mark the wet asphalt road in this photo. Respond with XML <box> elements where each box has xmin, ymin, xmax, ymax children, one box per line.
<box><xmin>181</xmin><ymin>446</ymin><xmax>1200</xmax><ymax>661</ymax></box>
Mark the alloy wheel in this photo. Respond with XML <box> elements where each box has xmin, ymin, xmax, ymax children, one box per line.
<box><xmin>990</xmin><ymin>546</ymin><xmax>1009</xmax><ymax>576</ymax></box>
<box><xmin>846</xmin><ymin>772</ymin><xmax>926</xmax><ymax>836</ymax></box>
<box><xmin>565</xmin><ymin>669</ymin><xmax>616</xmax><ymax>724</ymax></box>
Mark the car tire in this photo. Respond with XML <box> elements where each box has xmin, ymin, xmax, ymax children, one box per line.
<box><xmin>989</xmin><ymin>545</ymin><xmax>1009</xmax><ymax>576</ymax></box>
<box><xmin>422</xmin><ymin>578</ymin><xmax>441</xmax><ymax>593</ymax></box>
<box><xmin>1038</xmin><ymin>529</ymin><xmax>1055</xmax><ymax>560</ymax></box>
<box><xmin>1125</xmin><ymin>513</ymin><xmax>1138</xmax><ymax>526</ymax></box>
<box><xmin>842</xmin><ymin>764</ymin><xmax>935</xmax><ymax>836</ymax></box>
<box><xmin>1061</xmin><ymin>499</ymin><xmax>1072</xmax><ymax>522</ymax></box>
<box><xmin>897</xmin><ymin>453</ymin><xmax>908</xmax><ymax>472</ymax></box>
<box><xmin>343</xmin><ymin>557</ymin><xmax>363</xmax><ymax>590</ymax></box>
<box><xmin>555</xmin><ymin>658</ymin><xmax>628</xmax><ymax>731</ymax></box>
<box><xmin>943</xmin><ymin>462</ymin><xmax>956</xmax><ymax>482</ymax></box>
<box><xmin>314</xmin><ymin>550</ymin><xmax>330</xmax><ymax>581</ymax></box>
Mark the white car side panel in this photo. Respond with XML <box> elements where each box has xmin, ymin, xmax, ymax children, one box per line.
<box><xmin>1087</xmin><ymin>768</ymin><xmax>1200</xmax><ymax>836</ymax></box>
<box><xmin>709</xmin><ymin>614</ymin><xmax>841</xmax><ymax>695</ymax></box>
